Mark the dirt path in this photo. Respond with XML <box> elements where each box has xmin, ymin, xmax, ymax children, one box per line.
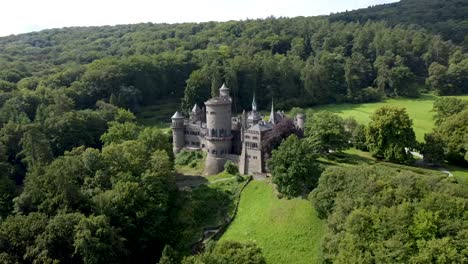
<box><xmin>410</xmin><ymin>151</ymin><xmax>453</xmax><ymax>177</ymax></box>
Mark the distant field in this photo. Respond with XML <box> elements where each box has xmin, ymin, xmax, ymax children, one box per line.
<box><xmin>220</xmin><ymin>181</ymin><xmax>324</xmax><ymax>264</ymax></box>
<box><xmin>307</xmin><ymin>94</ymin><xmax>468</xmax><ymax>141</ymax></box>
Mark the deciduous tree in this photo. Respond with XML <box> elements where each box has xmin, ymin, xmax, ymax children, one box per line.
<box><xmin>366</xmin><ymin>106</ymin><xmax>416</xmax><ymax>164</ymax></box>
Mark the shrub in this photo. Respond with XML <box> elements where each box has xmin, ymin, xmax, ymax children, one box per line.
<box><xmin>175</xmin><ymin>150</ymin><xmax>203</xmax><ymax>166</ymax></box>
<box><xmin>224</xmin><ymin>160</ymin><xmax>238</xmax><ymax>175</ymax></box>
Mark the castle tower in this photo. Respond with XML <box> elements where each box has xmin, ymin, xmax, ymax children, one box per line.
<box><xmin>204</xmin><ymin>83</ymin><xmax>233</xmax><ymax>175</ymax></box>
<box><xmin>296</xmin><ymin>113</ymin><xmax>306</xmax><ymax>131</ymax></box>
<box><xmin>247</xmin><ymin>93</ymin><xmax>262</xmax><ymax>127</ymax></box>
<box><xmin>171</xmin><ymin>111</ymin><xmax>185</xmax><ymax>154</ymax></box>
<box><xmin>189</xmin><ymin>104</ymin><xmax>202</xmax><ymax>123</ymax></box>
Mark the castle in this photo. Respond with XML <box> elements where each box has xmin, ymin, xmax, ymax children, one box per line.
<box><xmin>171</xmin><ymin>84</ymin><xmax>305</xmax><ymax>175</ymax></box>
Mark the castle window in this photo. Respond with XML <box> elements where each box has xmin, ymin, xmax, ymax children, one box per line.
<box><xmin>221</xmin><ymin>150</ymin><xmax>224</xmax><ymax>155</ymax></box>
<box><xmin>245</xmin><ymin>135</ymin><xmax>250</xmax><ymax>139</ymax></box>
<box><xmin>212</xmin><ymin>150</ymin><xmax>217</xmax><ymax>154</ymax></box>
<box><xmin>210</xmin><ymin>112</ymin><xmax>216</xmax><ymax>115</ymax></box>
<box><xmin>253</xmin><ymin>136</ymin><xmax>258</xmax><ymax>140</ymax></box>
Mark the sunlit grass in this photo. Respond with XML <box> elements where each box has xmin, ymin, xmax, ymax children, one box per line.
<box><xmin>305</xmin><ymin>94</ymin><xmax>468</xmax><ymax>141</ymax></box>
<box><xmin>220</xmin><ymin>181</ymin><xmax>324</xmax><ymax>264</ymax></box>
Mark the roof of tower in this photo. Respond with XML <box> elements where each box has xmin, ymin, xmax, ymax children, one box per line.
<box><xmin>219</xmin><ymin>83</ymin><xmax>229</xmax><ymax>92</ymax></box>
<box><xmin>205</xmin><ymin>83</ymin><xmax>232</xmax><ymax>105</ymax></box>
<box><xmin>191</xmin><ymin>104</ymin><xmax>201</xmax><ymax>112</ymax></box>
<box><xmin>171</xmin><ymin>111</ymin><xmax>184</xmax><ymax>119</ymax></box>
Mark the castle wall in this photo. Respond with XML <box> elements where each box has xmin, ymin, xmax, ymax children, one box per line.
<box><xmin>206</xmin><ymin>104</ymin><xmax>232</xmax><ymax>137</ymax></box>
<box><xmin>205</xmin><ymin>139</ymin><xmax>231</xmax><ymax>156</ymax></box>
<box><xmin>204</xmin><ymin>156</ymin><xmax>228</xmax><ymax>175</ymax></box>
<box><xmin>184</xmin><ymin>134</ymin><xmax>202</xmax><ymax>148</ymax></box>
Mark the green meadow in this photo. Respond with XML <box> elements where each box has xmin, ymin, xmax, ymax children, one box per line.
<box><xmin>307</xmin><ymin>94</ymin><xmax>468</xmax><ymax>141</ymax></box>
<box><xmin>220</xmin><ymin>180</ymin><xmax>325</xmax><ymax>264</ymax></box>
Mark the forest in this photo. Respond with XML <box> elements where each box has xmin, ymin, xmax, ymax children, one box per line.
<box><xmin>329</xmin><ymin>0</ymin><xmax>468</xmax><ymax>44</ymax></box>
<box><xmin>0</xmin><ymin>0</ymin><xmax>467</xmax><ymax>263</ymax></box>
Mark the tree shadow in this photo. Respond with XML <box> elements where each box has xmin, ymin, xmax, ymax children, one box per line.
<box><xmin>326</xmin><ymin>152</ymin><xmax>375</xmax><ymax>165</ymax></box>
<box><xmin>175</xmin><ymin>173</ymin><xmax>209</xmax><ymax>189</ymax></box>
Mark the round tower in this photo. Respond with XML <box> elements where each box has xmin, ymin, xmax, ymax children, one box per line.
<box><xmin>296</xmin><ymin>113</ymin><xmax>306</xmax><ymax>131</ymax></box>
<box><xmin>171</xmin><ymin>111</ymin><xmax>185</xmax><ymax>154</ymax></box>
<box><xmin>204</xmin><ymin>83</ymin><xmax>233</xmax><ymax>175</ymax></box>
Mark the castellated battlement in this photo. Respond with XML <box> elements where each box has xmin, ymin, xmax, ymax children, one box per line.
<box><xmin>171</xmin><ymin>83</ymin><xmax>305</xmax><ymax>176</ymax></box>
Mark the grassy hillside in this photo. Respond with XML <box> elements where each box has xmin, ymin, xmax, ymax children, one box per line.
<box><xmin>220</xmin><ymin>181</ymin><xmax>324</xmax><ymax>264</ymax></box>
<box><xmin>308</xmin><ymin>94</ymin><xmax>468</xmax><ymax>141</ymax></box>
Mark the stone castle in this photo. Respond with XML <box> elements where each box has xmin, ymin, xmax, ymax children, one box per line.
<box><xmin>171</xmin><ymin>84</ymin><xmax>305</xmax><ymax>175</ymax></box>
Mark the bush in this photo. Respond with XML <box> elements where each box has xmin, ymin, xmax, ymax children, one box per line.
<box><xmin>175</xmin><ymin>150</ymin><xmax>203</xmax><ymax>166</ymax></box>
<box><xmin>353</xmin><ymin>87</ymin><xmax>383</xmax><ymax>103</ymax></box>
<box><xmin>224</xmin><ymin>160</ymin><xmax>238</xmax><ymax>175</ymax></box>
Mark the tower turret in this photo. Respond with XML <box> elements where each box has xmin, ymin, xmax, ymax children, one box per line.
<box><xmin>204</xmin><ymin>84</ymin><xmax>233</xmax><ymax>175</ymax></box>
<box><xmin>171</xmin><ymin>111</ymin><xmax>185</xmax><ymax>154</ymax></box>
<box><xmin>219</xmin><ymin>83</ymin><xmax>230</xmax><ymax>97</ymax></box>
<box><xmin>248</xmin><ymin>93</ymin><xmax>261</xmax><ymax>127</ymax></box>
<box><xmin>189</xmin><ymin>104</ymin><xmax>202</xmax><ymax>123</ymax></box>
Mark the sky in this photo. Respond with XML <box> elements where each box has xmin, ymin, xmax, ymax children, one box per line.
<box><xmin>0</xmin><ymin>0</ymin><xmax>399</xmax><ymax>37</ymax></box>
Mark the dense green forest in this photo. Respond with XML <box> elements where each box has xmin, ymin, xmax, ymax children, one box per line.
<box><xmin>330</xmin><ymin>0</ymin><xmax>468</xmax><ymax>45</ymax></box>
<box><xmin>311</xmin><ymin>165</ymin><xmax>468</xmax><ymax>263</ymax></box>
<box><xmin>1</xmin><ymin>0</ymin><xmax>467</xmax><ymax>115</ymax></box>
<box><xmin>0</xmin><ymin>0</ymin><xmax>468</xmax><ymax>263</ymax></box>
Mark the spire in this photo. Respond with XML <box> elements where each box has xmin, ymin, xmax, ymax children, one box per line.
<box><xmin>191</xmin><ymin>104</ymin><xmax>201</xmax><ymax>113</ymax></box>
<box><xmin>252</xmin><ymin>93</ymin><xmax>257</xmax><ymax>111</ymax></box>
<box><xmin>171</xmin><ymin>111</ymin><xmax>183</xmax><ymax>119</ymax></box>
<box><xmin>269</xmin><ymin>98</ymin><xmax>276</xmax><ymax>124</ymax></box>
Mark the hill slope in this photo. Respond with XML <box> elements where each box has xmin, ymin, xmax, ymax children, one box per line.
<box><xmin>220</xmin><ymin>181</ymin><xmax>324</xmax><ymax>264</ymax></box>
<box><xmin>330</xmin><ymin>0</ymin><xmax>468</xmax><ymax>44</ymax></box>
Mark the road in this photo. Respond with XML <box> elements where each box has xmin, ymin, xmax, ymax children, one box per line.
<box><xmin>410</xmin><ymin>150</ymin><xmax>453</xmax><ymax>177</ymax></box>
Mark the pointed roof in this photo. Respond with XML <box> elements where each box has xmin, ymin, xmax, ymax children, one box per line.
<box><xmin>252</xmin><ymin>93</ymin><xmax>257</xmax><ymax>111</ymax></box>
<box><xmin>171</xmin><ymin>111</ymin><xmax>184</xmax><ymax>119</ymax></box>
<box><xmin>219</xmin><ymin>83</ymin><xmax>229</xmax><ymax>92</ymax></box>
<box><xmin>191</xmin><ymin>104</ymin><xmax>201</xmax><ymax>113</ymax></box>
<box><xmin>269</xmin><ymin>98</ymin><xmax>276</xmax><ymax>124</ymax></box>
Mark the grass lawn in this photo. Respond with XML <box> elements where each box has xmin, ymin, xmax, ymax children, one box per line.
<box><xmin>307</xmin><ymin>94</ymin><xmax>468</xmax><ymax>141</ymax></box>
<box><xmin>220</xmin><ymin>181</ymin><xmax>324</xmax><ymax>264</ymax></box>
<box><xmin>444</xmin><ymin>163</ymin><xmax>468</xmax><ymax>185</ymax></box>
